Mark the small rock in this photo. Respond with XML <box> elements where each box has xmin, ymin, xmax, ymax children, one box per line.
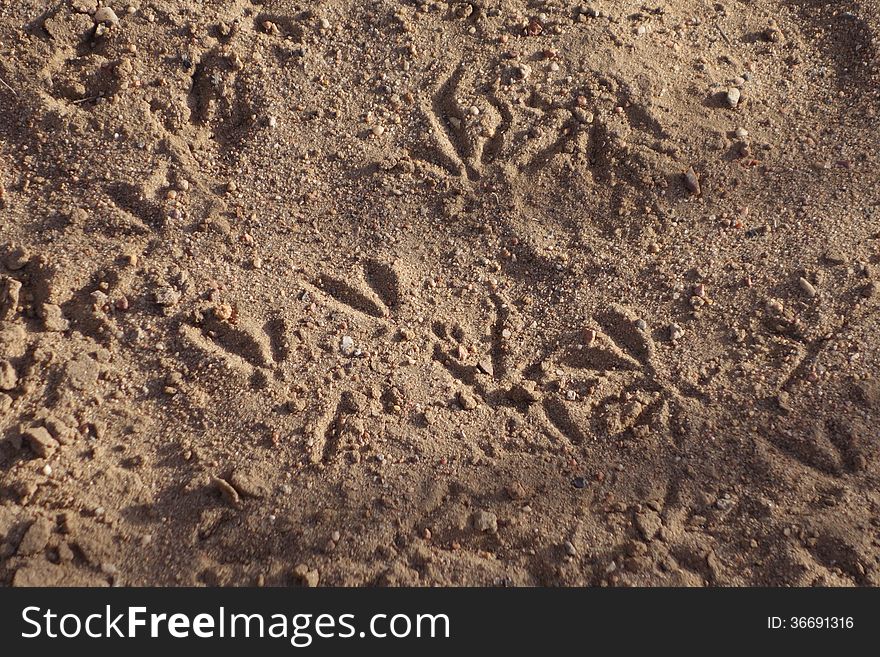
<box><xmin>725</xmin><ymin>87</ymin><xmax>741</xmax><ymax>109</ymax></box>
<box><xmin>17</xmin><ymin>518</ymin><xmax>52</xmax><ymax>556</ymax></box>
<box><xmin>571</xmin><ymin>476</ymin><xmax>587</xmax><ymax>489</ymax></box>
<box><xmin>472</xmin><ymin>510</ymin><xmax>498</xmax><ymax>533</ymax></box>
<box><xmin>94</xmin><ymin>7</ymin><xmax>120</xmax><ymax>25</ymax></box>
<box><xmin>0</xmin><ymin>360</ymin><xmax>17</xmax><ymax>390</ymax></box>
<box><xmin>798</xmin><ymin>276</ymin><xmax>817</xmax><ymax>298</ymax></box>
<box><xmin>339</xmin><ymin>335</ymin><xmax>355</xmax><ymax>356</ymax></box>
<box><xmin>669</xmin><ymin>323</ymin><xmax>684</xmax><ymax>341</ymax></box>
<box><xmin>683</xmin><ymin>167</ymin><xmax>701</xmax><ymax>195</ymax></box>
<box><xmin>23</xmin><ymin>426</ymin><xmax>59</xmax><ymax>458</ymax></box>
<box><xmin>476</xmin><ymin>357</ymin><xmax>494</xmax><ymax>376</ymax></box>
<box><xmin>40</xmin><ymin>304</ymin><xmax>69</xmax><ymax>332</ymax></box>
<box><xmin>563</xmin><ymin>540</ymin><xmax>577</xmax><ymax>557</ymax></box>
<box><xmin>457</xmin><ymin>389</ymin><xmax>478</xmax><ymax>410</ymax></box>
<box><xmin>776</xmin><ymin>390</ymin><xmax>793</xmax><ymax>413</ymax></box>
<box><xmin>153</xmin><ymin>285</ymin><xmax>181</xmax><ymax>307</ymax></box>
<box><xmin>212</xmin><ymin>477</ymin><xmax>240</xmax><ymax>506</ymax></box>
<box><xmin>292</xmin><ymin>563</ymin><xmax>320</xmax><ymax>587</ymax></box>
<box><xmin>508</xmin><ymin>380</ymin><xmax>541</xmax><ymax>404</ymax></box>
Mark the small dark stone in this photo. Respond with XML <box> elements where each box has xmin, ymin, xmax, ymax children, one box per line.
<box><xmin>571</xmin><ymin>476</ymin><xmax>587</xmax><ymax>489</ymax></box>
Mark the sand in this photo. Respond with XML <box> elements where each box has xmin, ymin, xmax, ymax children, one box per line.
<box><xmin>0</xmin><ymin>0</ymin><xmax>879</xmax><ymax>587</ymax></box>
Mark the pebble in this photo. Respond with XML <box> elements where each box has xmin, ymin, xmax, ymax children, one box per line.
<box><xmin>683</xmin><ymin>167</ymin><xmax>701</xmax><ymax>195</ymax></box>
<box><xmin>563</xmin><ymin>540</ymin><xmax>577</xmax><ymax>557</ymax></box>
<box><xmin>571</xmin><ymin>476</ymin><xmax>587</xmax><ymax>489</ymax></box>
<box><xmin>735</xmin><ymin>127</ymin><xmax>749</xmax><ymax>138</ymax></box>
<box><xmin>669</xmin><ymin>323</ymin><xmax>684</xmax><ymax>341</ymax></box>
<box><xmin>472</xmin><ymin>510</ymin><xmax>498</xmax><ymax>533</ymax></box>
<box><xmin>212</xmin><ymin>477</ymin><xmax>241</xmax><ymax>506</ymax></box>
<box><xmin>94</xmin><ymin>6</ymin><xmax>120</xmax><ymax>25</ymax></box>
<box><xmin>153</xmin><ymin>285</ymin><xmax>181</xmax><ymax>307</ymax></box>
<box><xmin>582</xmin><ymin>328</ymin><xmax>597</xmax><ymax>346</ymax></box>
<box><xmin>798</xmin><ymin>276</ymin><xmax>817</xmax><ymax>298</ymax></box>
<box><xmin>476</xmin><ymin>357</ymin><xmax>494</xmax><ymax>376</ymax></box>
<box><xmin>339</xmin><ymin>335</ymin><xmax>355</xmax><ymax>356</ymax></box>
<box><xmin>725</xmin><ymin>87</ymin><xmax>741</xmax><ymax>109</ymax></box>
<box><xmin>292</xmin><ymin>564</ymin><xmax>320</xmax><ymax>587</ymax></box>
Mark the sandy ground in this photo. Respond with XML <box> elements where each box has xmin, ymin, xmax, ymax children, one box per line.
<box><xmin>0</xmin><ymin>0</ymin><xmax>879</xmax><ymax>587</ymax></box>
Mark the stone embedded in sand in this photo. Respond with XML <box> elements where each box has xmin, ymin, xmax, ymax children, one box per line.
<box><xmin>23</xmin><ymin>426</ymin><xmax>59</xmax><ymax>458</ymax></box>
<box><xmin>725</xmin><ymin>87</ymin><xmax>741</xmax><ymax>109</ymax></box>
<box><xmin>153</xmin><ymin>285</ymin><xmax>181</xmax><ymax>307</ymax></box>
<box><xmin>476</xmin><ymin>357</ymin><xmax>494</xmax><ymax>376</ymax></box>
<box><xmin>94</xmin><ymin>7</ymin><xmax>120</xmax><ymax>25</ymax></box>
<box><xmin>212</xmin><ymin>476</ymin><xmax>241</xmax><ymax>506</ymax></box>
<box><xmin>683</xmin><ymin>167</ymin><xmax>701</xmax><ymax>195</ymax></box>
<box><xmin>292</xmin><ymin>564</ymin><xmax>320</xmax><ymax>587</ymax></box>
<box><xmin>0</xmin><ymin>359</ymin><xmax>17</xmax><ymax>391</ymax></box>
<box><xmin>472</xmin><ymin>509</ymin><xmax>498</xmax><ymax>533</ymax></box>
<box><xmin>40</xmin><ymin>303</ymin><xmax>69</xmax><ymax>332</ymax></box>
<box><xmin>669</xmin><ymin>323</ymin><xmax>684</xmax><ymax>341</ymax></box>
<box><xmin>798</xmin><ymin>276</ymin><xmax>817</xmax><ymax>298</ymax></box>
<box><xmin>339</xmin><ymin>335</ymin><xmax>355</xmax><ymax>356</ymax></box>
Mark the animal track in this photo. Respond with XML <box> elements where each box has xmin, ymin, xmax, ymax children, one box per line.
<box><xmin>541</xmin><ymin>304</ymin><xmax>693</xmax><ymax>442</ymax></box>
<box><xmin>313</xmin><ymin>259</ymin><xmax>404</xmax><ymax>319</ymax></box>
<box><xmin>431</xmin><ymin>301</ymin><xmax>692</xmax><ymax>447</ymax></box>
<box><xmin>179</xmin><ymin>305</ymin><xmax>289</xmax><ymax>376</ymax></box>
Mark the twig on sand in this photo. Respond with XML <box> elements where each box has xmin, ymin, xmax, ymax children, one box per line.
<box><xmin>0</xmin><ymin>75</ymin><xmax>16</xmax><ymax>96</ymax></box>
